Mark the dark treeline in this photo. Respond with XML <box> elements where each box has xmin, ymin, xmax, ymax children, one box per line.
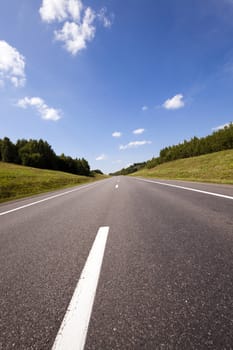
<box><xmin>109</xmin><ymin>162</ymin><xmax>146</xmax><ymax>176</ymax></box>
<box><xmin>147</xmin><ymin>122</ymin><xmax>233</xmax><ymax>168</ymax></box>
<box><xmin>111</xmin><ymin>123</ymin><xmax>233</xmax><ymax>175</ymax></box>
<box><xmin>0</xmin><ymin>137</ymin><xmax>91</xmax><ymax>176</ymax></box>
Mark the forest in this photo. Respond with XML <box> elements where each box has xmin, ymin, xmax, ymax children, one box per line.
<box><xmin>0</xmin><ymin>137</ymin><xmax>91</xmax><ymax>176</ymax></box>
<box><xmin>111</xmin><ymin>123</ymin><xmax>233</xmax><ymax>175</ymax></box>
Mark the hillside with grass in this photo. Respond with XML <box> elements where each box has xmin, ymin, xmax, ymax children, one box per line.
<box><xmin>0</xmin><ymin>162</ymin><xmax>107</xmax><ymax>203</ymax></box>
<box><xmin>131</xmin><ymin>149</ymin><xmax>233</xmax><ymax>184</ymax></box>
<box><xmin>111</xmin><ymin>124</ymin><xmax>233</xmax><ymax>184</ymax></box>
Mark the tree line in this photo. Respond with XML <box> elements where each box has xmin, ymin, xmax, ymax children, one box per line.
<box><xmin>111</xmin><ymin>123</ymin><xmax>233</xmax><ymax>175</ymax></box>
<box><xmin>0</xmin><ymin>137</ymin><xmax>91</xmax><ymax>176</ymax></box>
<box><xmin>109</xmin><ymin>162</ymin><xmax>146</xmax><ymax>176</ymax></box>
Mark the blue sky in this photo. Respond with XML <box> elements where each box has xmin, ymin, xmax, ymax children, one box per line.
<box><xmin>0</xmin><ymin>0</ymin><xmax>233</xmax><ymax>173</ymax></box>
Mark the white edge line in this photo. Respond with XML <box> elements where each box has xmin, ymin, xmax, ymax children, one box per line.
<box><xmin>0</xmin><ymin>180</ymin><xmax>107</xmax><ymax>216</ymax></box>
<box><xmin>135</xmin><ymin>178</ymin><xmax>233</xmax><ymax>200</ymax></box>
<box><xmin>52</xmin><ymin>226</ymin><xmax>109</xmax><ymax>350</ymax></box>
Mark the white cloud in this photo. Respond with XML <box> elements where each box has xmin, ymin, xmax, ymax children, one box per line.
<box><xmin>163</xmin><ymin>94</ymin><xmax>185</xmax><ymax>110</ymax></box>
<box><xmin>112</xmin><ymin>131</ymin><xmax>122</xmax><ymax>138</ymax></box>
<box><xmin>0</xmin><ymin>40</ymin><xmax>26</xmax><ymax>87</ymax></box>
<box><xmin>40</xmin><ymin>0</ymin><xmax>112</xmax><ymax>55</ymax></box>
<box><xmin>17</xmin><ymin>96</ymin><xmax>62</xmax><ymax>121</ymax></box>
<box><xmin>97</xmin><ymin>7</ymin><xmax>113</xmax><ymax>28</ymax></box>
<box><xmin>55</xmin><ymin>8</ymin><xmax>95</xmax><ymax>55</ymax></box>
<box><xmin>119</xmin><ymin>140</ymin><xmax>152</xmax><ymax>150</ymax></box>
<box><xmin>133</xmin><ymin>128</ymin><xmax>145</xmax><ymax>135</ymax></box>
<box><xmin>39</xmin><ymin>0</ymin><xmax>83</xmax><ymax>22</ymax></box>
<box><xmin>212</xmin><ymin>122</ymin><xmax>231</xmax><ymax>131</ymax></box>
<box><xmin>142</xmin><ymin>105</ymin><xmax>148</xmax><ymax>111</ymax></box>
<box><xmin>96</xmin><ymin>154</ymin><xmax>107</xmax><ymax>161</ymax></box>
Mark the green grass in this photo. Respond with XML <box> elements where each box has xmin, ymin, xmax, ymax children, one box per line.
<box><xmin>131</xmin><ymin>149</ymin><xmax>233</xmax><ymax>184</ymax></box>
<box><xmin>0</xmin><ymin>162</ymin><xmax>108</xmax><ymax>203</ymax></box>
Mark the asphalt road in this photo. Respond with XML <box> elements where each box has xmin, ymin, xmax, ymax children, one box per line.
<box><xmin>0</xmin><ymin>177</ymin><xmax>233</xmax><ymax>350</ymax></box>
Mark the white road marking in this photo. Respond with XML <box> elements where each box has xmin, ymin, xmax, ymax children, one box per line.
<box><xmin>0</xmin><ymin>181</ymin><xmax>105</xmax><ymax>217</ymax></box>
<box><xmin>135</xmin><ymin>178</ymin><xmax>233</xmax><ymax>200</ymax></box>
<box><xmin>52</xmin><ymin>226</ymin><xmax>109</xmax><ymax>350</ymax></box>
<box><xmin>115</xmin><ymin>184</ymin><xmax>119</xmax><ymax>189</ymax></box>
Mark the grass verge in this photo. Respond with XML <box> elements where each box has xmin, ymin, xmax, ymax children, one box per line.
<box><xmin>131</xmin><ymin>149</ymin><xmax>233</xmax><ymax>184</ymax></box>
<box><xmin>0</xmin><ymin>162</ymin><xmax>108</xmax><ymax>203</ymax></box>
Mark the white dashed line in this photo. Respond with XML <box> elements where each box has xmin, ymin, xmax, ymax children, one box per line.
<box><xmin>115</xmin><ymin>184</ymin><xmax>119</xmax><ymax>189</ymax></box>
<box><xmin>52</xmin><ymin>226</ymin><xmax>109</xmax><ymax>350</ymax></box>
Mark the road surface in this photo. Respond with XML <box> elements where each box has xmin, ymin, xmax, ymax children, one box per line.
<box><xmin>0</xmin><ymin>176</ymin><xmax>233</xmax><ymax>349</ymax></box>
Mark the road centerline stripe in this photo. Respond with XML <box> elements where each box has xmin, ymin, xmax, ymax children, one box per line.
<box><xmin>52</xmin><ymin>226</ymin><xmax>109</xmax><ymax>350</ymax></box>
<box><xmin>135</xmin><ymin>178</ymin><xmax>233</xmax><ymax>200</ymax></box>
<box><xmin>115</xmin><ymin>184</ymin><xmax>119</xmax><ymax>189</ymax></box>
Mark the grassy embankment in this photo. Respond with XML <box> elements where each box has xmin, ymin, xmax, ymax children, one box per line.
<box><xmin>0</xmin><ymin>162</ymin><xmax>108</xmax><ymax>203</ymax></box>
<box><xmin>131</xmin><ymin>149</ymin><xmax>233</xmax><ymax>184</ymax></box>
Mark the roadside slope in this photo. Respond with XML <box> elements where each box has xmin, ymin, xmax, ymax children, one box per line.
<box><xmin>0</xmin><ymin>162</ymin><xmax>107</xmax><ymax>203</ymax></box>
<box><xmin>131</xmin><ymin>149</ymin><xmax>233</xmax><ymax>184</ymax></box>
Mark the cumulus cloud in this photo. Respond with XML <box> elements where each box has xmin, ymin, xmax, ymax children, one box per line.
<box><xmin>96</xmin><ymin>154</ymin><xmax>107</xmax><ymax>161</ymax></box>
<box><xmin>133</xmin><ymin>128</ymin><xmax>145</xmax><ymax>135</ymax></box>
<box><xmin>212</xmin><ymin>122</ymin><xmax>231</xmax><ymax>131</ymax></box>
<box><xmin>39</xmin><ymin>0</ymin><xmax>83</xmax><ymax>22</ymax></box>
<box><xmin>142</xmin><ymin>105</ymin><xmax>148</xmax><ymax>111</ymax></box>
<box><xmin>39</xmin><ymin>0</ymin><xmax>112</xmax><ymax>55</ymax></box>
<box><xmin>112</xmin><ymin>131</ymin><xmax>122</xmax><ymax>138</ymax></box>
<box><xmin>163</xmin><ymin>94</ymin><xmax>185</xmax><ymax>110</ymax></box>
<box><xmin>55</xmin><ymin>8</ymin><xmax>96</xmax><ymax>55</ymax></box>
<box><xmin>119</xmin><ymin>140</ymin><xmax>152</xmax><ymax>150</ymax></box>
<box><xmin>17</xmin><ymin>96</ymin><xmax>62</xmax><ymax>121</ymax></box>
<box><xmin>0</xmin><ymin>40</ymin><xmax>26</xmax><ymax>87</ymax></box>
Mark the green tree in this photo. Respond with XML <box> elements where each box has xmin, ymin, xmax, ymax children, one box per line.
<box><xmin>1</xmin><ymin>137</ymin><xmax>17</xmax><ymax>162</ymax></box>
